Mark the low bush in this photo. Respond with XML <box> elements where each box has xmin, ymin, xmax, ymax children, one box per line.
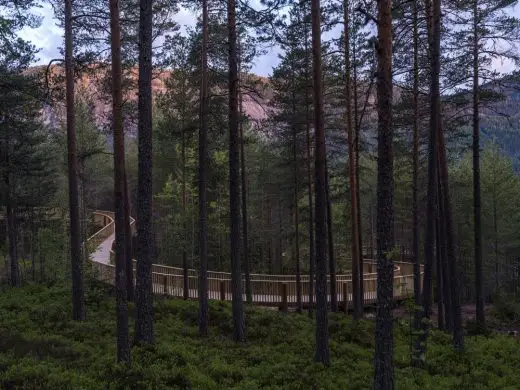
<box><xmin>0</xmin><ymin>283</ymin><xmax>519</xmax><ymax>389</ymax></box>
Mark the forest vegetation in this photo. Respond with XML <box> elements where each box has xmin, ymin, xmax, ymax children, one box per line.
<box><xmin>1</xmin><ymin>0</ymin><xmax>520</xmax><ymax>388</ymax></box>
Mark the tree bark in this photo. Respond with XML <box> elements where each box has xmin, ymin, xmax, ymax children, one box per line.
<box><xmin>344</xmin><ymin>0</ymin><xmax>362</xmax><ymax>320</ymax></box>
<box><xmin>65</xmin><ymin>0</ymin><xmax>85</xmax><ymax>321</ymax></box>
<box><xmin>438</xmin><ymin>126</ymin><xmax>464</xmax><ymax>351</ymax></box>
<box><xmin>311</xmin><ymin>0</ymin><xmax>330</xmax><ymax>366</ymax></box>
<box><xmin>124</xmin><ymin>170</ymin><xmax>134</xmax><ymax>302</ymax></box>
<box><xmin>325</xmin><ymin>163</ymin><xmax>337</xmax><ymax>312</ymax></box>
<box><xmin>412</xmin><ymin>0</ymin><xmax>421</xmax><ymax>319</ymax></box>
<box><xmin>109</xmin><ymin>0</ymin><xmax>130</xmax><ymax>363</ymax></box>
<box><xmin>374</xmin><ymin>0</ymin><xmax>394</xmax><ymax>386</ymax></box>
<box><xmin>291</xmin><ymin>78</ymin><xmax>302</xmax><ymax>313</ymax></box>
<box><xmin>414</xmin><ymin>0</ymin><xmax>438</xmax><ymax>365</ymax></box>
<box><xmin>228</xmin><ymin>0</ymin><xmax>246</xmax><ymax>342</ymax></box>
<box><xmin>239</xmin><ymin>73</ymin><xmax>252</xmax><ymax>305</ymax></box>
<box><xmin>182</xmin><ymin>129</ymin><xmax>189</xmax><ymax>300</ymax></box>
<box><xmin>438</xmin><ymin>155</ymin><xmax>452</xmax><ymax>331</ymax></box>
<box><xmin>135</xmin><ymin>0</ymin><xmax>155</xmax><ymax>346</ymax></box>
<box><xmin>472</xmin><ymin>0</ymin><xmax>485</xmax><ymax>330</ymax></box>
<box><xmin>304</xmin><ymin>10</ymin><xmax>315</xmax><ymax>319</ymax></box>
<box><xmin>198</xmin><ymin>0</ymin><xmax>209</xmax><ymax>338</ymax></box>
<box><xmin>6</xmin><ymin>199</ymin><xmax>19</xmax><ymax>287</ymax></box>
<box><xmin>435</xmin><ymin>193</ymin><xmax>444</xmax><ymax>330</ymax></box>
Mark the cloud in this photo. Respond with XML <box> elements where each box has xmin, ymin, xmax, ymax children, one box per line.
<box><xmin>19</xmin><ymin>3</ymin><xmax>62</xmax><ymax>65</ymax></box>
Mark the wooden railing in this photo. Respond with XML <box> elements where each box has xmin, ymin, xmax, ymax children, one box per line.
<box><xmin>87</xmin><ymin>211</ymin><xmax>421</xmax><ymax>308</ymax></box>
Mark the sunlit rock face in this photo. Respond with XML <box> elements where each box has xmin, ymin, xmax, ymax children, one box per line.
<box><xmin>37</xmin><ymin>65</ymin><xmax>272</xmax><ymax>137</ymax></box>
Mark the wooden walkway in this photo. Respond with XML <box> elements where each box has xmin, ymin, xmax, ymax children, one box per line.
<box><xmin>88</xmin><ymin>211</ymin><xmax>420</xmax><ymax>308</ymax></box>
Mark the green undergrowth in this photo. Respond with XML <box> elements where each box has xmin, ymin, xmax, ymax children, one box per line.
<box><xmin>0</xmin><ymin>281</ymin><xmax>519</xmax><ymax>389</ymax></box>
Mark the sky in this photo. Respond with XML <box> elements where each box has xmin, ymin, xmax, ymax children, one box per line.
<box><xmin>20</xmin><ymin>3</ymin><xmax>520</xmax><ymax>77</ymax></box>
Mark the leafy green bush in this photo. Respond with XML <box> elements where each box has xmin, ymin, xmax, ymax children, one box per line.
<box><xmin>1</xmin><ymin>283</ymin><xmax>520</xmax><ymax>389</ymax></box>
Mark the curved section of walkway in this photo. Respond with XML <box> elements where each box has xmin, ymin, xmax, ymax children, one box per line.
<box><xmin>88</xmin><ymin>211</ymin><xmax>421</xmax><ymax>307</ymax></box>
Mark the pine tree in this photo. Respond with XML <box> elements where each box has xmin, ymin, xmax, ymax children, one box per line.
<box><xmin>198</xmin><ymin>0</ymin><xmax>210</xmax><ymax>337</ymax></box>
<box><xmin>374</xmin><ymin>0</ymin><xmax>395</xmax><ymax>386</ymax></box>
<box><xmin>135</xmin><ymin>0</ymin><xmax>155</xmax><ymax>346</ymax></box>
<box><xmin>64</xmin><ymin>0</ymin><xmax>86</xmax><ymax>321</ymax></box>
<box><xmin>228</xmin><ymin>0</ymin><xmax>246</xmax><ymax>342</ymax></box>
<box><xmin>311</xmin><ymin>0</ymin><xmax>330</xmax><ymax>366</ymax></box>
<box><xmin>109</xmin><ymin>0</ymin><xmax>130</xmax><ymax>363</ymax></box>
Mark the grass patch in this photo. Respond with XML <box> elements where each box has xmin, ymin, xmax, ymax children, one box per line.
<box><xmin>0</xmin><ymin>282</ymin><xmax>519</xmax><ymax>389</ymax></box>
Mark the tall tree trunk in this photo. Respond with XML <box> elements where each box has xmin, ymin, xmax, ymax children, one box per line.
<box><xmin>182</xmin><ymin>129</ymin><xmax>189</xmax><ymax>300</ymax></box>
<box><xmin>294</xmin><ymin>177</ymin><xmax>302</xmax><ymax>314</ymax></box>
<box><xmin>228</xmin><ymin>0</ymin><xmax>245</xmax><ymax>342</ymax></box>
<box><xmin>135</xmin><ymin>0</ymin><xmax>155</xmax><ymax>346</ymax></box>
<box><xmin>109</xmin><ymin>0</ymin><xmax>130</xmax><ymax>363</ymax></box>
<box><xmin>374</xmin><ymin>0</ymin><xmax>395</xmax><ymax>386</ymax></box>
<box><xmin>326</xmin><ymin>176</ymin><xmax>336</xmax><ymax>285</ymax></box>
<box><xmin>438</xmin><ymin>155</ymin><xmax>452</xmax><ymax>331</ymax></box>
<box><xmin>65</xmin><ymin>0</ymin><xmax>85</xmax><ymax>320</ymax></box>
<box><xmin>435</xmin><ymin>194</ymin><xmax>444</xmax><ymax>330</ymax></box>
<box><xmin>414</xmin><ymin>0</ymin><xmax>438</xmax><ymax>364</ymax></box>
<box><xmin>239</xmin><ymin>75</ymin><xmax>252</xmax><ymax>305</ymax></box>
<box><xmin>306</xmin><ymin>110</ymin><xmax>315</xmax><ymax>318</ymax></box>
<box><xmin>198</xmin><ymin>0</ymin><xmax>209</xmax><ymax>336</ymax></box>
<box><xmin>6</xmin><ymin>199</ymin><xmax>19</xmax><ymax>287</ymax></box>
<box><xmin>344</xmin><ymin>0</ymin><xmax>362</xmax><ymax>319</ymax></box>
<box><xmin>311</xmin><ymin>0</ymin><xmax>330</xmax><ymax>365</ymax></box>
<box><xmin>472</xmin><ymin>0</ymin><xmax>485</xmax><ymax>330</ymax></box>
<box><xmin>305</xmin><ymin>32</ymin><xmax>315</xmax><ymax>318</ymax></box>
<box><xmin>291</xmin><ymin>78</ymin><xmax>302</xmax><ymax>313</ymax></box>
<box><xmin>438</xmin><ymin>126</ymin><xmax>464</xmax><ymax>351</ymax></box>
<box><xmin>325</xmin><ymin>164</ymin><xmax>337</xmax><ymax>312</ymax></box>
<box><xmin>124</xmin><ymin>171</ymin><xmax>134</xmax><ymax>302</ymax></box>
<box><xmin>412</xmin><ymin>0</ymin><xmax>421</xmax><ymax>318</ymax></box>
<box><xmin>353</xmin><ymin>33</ymin><xmax>364</xmax><ymax>306</ymax></box>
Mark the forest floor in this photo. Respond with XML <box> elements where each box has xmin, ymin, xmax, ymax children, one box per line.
<box><xmin>1</xmin><ymin>279</ymin><xmax>520</xmax><ymax>389</ymax></box>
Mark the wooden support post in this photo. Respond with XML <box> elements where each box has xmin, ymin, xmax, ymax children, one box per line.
<box><xmin>220</xmin><ymin>280</ymin><xmax>226</xmax><ymax>301</ymax></box>
<box><xmin>281</xmin><ymin>282</ymin><xmax>288</xmax><ymax>312</ymax></box>
<box><xmin>343</xmin><ymin>282</ymin><xmax>348</xmax><ymax>313</ymax></box>
<box><xmin>163</xmin><ymin>275</ymin><xmax>168</xmax><ymax>294</ymax></box>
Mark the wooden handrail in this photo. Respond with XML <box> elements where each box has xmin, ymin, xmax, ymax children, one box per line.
<box><xmin>88</xmin><ymin>211</ymin><xmax>424</xmax><ymax>307</ymax></box>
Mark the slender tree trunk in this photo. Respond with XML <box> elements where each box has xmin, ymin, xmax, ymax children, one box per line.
<box><xmin>493</xmin><ymin>184</ymin><xmax>498</xmax><ymax>297</ymax></box>
<box><xmin>412</xmin><ymin>0</ymin><xmax>421</xmax><ymax>317</ymax></box>
<box><xmin>304</xmin><ymin>31</ymin><xmax>315</xmax><ymax>318</ymax></box>
<box><xmin>182</xmin><ymin>130</ymin><xmax>189</xmax><ymax>300</ymax></box>
<box><xmin>344</xmin><ymin>0</ymin><xmax>362</xmax><ymax>319</ymax></box>
<box><xmin>135</xmin><ymin>0</ymin><xmax>155</xmax><ymax>346</ymax></box>
<box><xmin>109</xmin><ymin>0</ymin><xmax>130</xmax><ymax>363</ymax></box>
<box><xmin>294</xmin><ymin>182</ymin><xmax>302</xmax><ymax>314</ymax></box>
<box><xmin>472</xmin><ymin>0</ymin><xmax>485</xmax><ymax>330</ymax></box>
<box><xmin>228</xmin><ymin>0</ymin><xmax>245</xmax><ymax>342</ymax></box>
<box><xmin>239</xmin><ymin>78</ymin><xmax>252</xmax><ymax>305</ymax></box>
<box><xmin>353</xmin><ymin>34</ymin><xmax>364</xmax><ymax>306</ymax></box>
<box><xmin>311</xmin><ymin>0</ymin><xmax>330</xmax><ymax>365</ymax></box>
<box><xmin>291</xmin><ymin>78</ymin><xmax>302</xmax><ymax>313</ymax></box>
<box><xmin>414</xmin><ymin>0</ymin><xmax>438</xmax><ymax>365</ymax></box>
<box><xmin>438</xmin><ymin>126</ymin><xmax>464</xmax><ymax>351</ymax></box>
<box><xmin>124</xmin><ymin>171</ymin><xmax>134</xmax><ymax>302</ymax></box>
<box><xmin>198</xmin><ymin>0</ymin><xmax>209</xmax><ymax>333</ymax></box>
<box><xmin>65</xmin><ymin>0</ymin><xmax>85</xmax><ymax>320</ymax></box>
<box><xmin>435</xmin><ymin>195</ymin><xmax>444</xmax><ymax>330</ymax></box>
<box><xmin>325</xmin><ymin>163</ymin><xmax>337</xmax><ymax>312</ymax></box>
<box><xmin>30</xmin><ymin>211</ymin><xmax>36</xmax><ymax>282</ymax></box>
<box><xmin>6</xmin><ymin>199</ymin><xmax>19</xmax><ymax>287</ymax></box>
<box><xmin>374</xmin><ymin>0</ymin><xmax>394</xmax><ymax>386</ymax></box>
<box><xmin>438</xmin><ymin>154</ymin><xmax>452</xmax><ymax>331</ymax></box>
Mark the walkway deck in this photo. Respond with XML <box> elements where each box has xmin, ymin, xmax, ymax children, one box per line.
<box><xmin>88</xmin><ymin>211</ymin><xmax>419</xmax><ymax>308</ymax></box>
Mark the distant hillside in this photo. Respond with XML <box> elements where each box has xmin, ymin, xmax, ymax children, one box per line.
<box><xmin>480</xmin><ymin>79</ymin><xmax>520</xmax><ymax>171</ymax></box>
<box><xmin>35</xmin><ymin>65</ymin><xmax>272</xmax><ymax>134</ymax></box>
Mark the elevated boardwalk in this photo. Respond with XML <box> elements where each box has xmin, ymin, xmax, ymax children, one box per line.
<box><xmin>88</xmin><ymin>211</ymin><xmax>420</xmax><ymax>308</ymax></box>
